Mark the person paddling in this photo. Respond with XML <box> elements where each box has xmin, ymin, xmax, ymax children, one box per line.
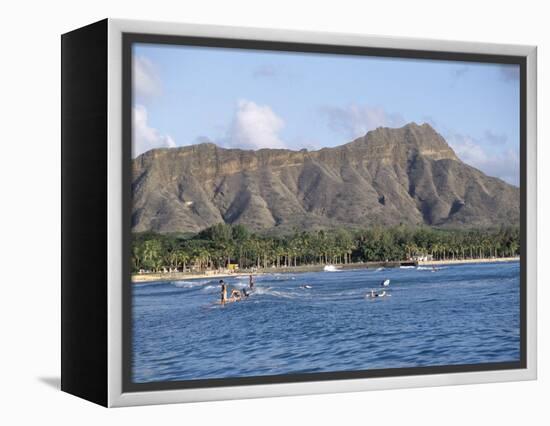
<box><xmin>229</xmin><ymin>288</ymin><xmax>242</xmax><ymax>301</ymax></box>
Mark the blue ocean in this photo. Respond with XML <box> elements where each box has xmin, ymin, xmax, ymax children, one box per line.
<box><xmin>132</xmin><ymin>261</ymin><xmax>520</xmax><ymax>383</ymax></box>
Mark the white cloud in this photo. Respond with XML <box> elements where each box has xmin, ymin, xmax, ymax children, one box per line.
<box><xmin>133</xmin><ymin>56</ymin><xmax>162</xmax><ymax>99</ymax></box>
<box><xmin>226</xmin><ymin>100</ymin><xmax>286</xmax><ymax>149</ymax></box>
<box><xmin>484</xmin><ymin>129</ymin><xmax>508</xmax><ymax>145</ymax></box>
<box><xmin>133</xmin><ymin>105</ymin><xmax>176</xmax><ymax>157</ymax></box>
<box><xmin>446</xmin><ymin>132</ymin><xmax>519</xmax><ymax>186</ymax></box>
<box><xmin>419</xmin><ymin>118</ymin><xmax>519</xmax><ymax>186</ymax></box>
<box><xmin>321</xmin><ymin>103</ymin><xmax>406</xmax><ymax>140</ymax></box>
<box><xmin>447</xmin><ymin>133</ymin><xmax>488</xmax><ymax>165</ymax></box>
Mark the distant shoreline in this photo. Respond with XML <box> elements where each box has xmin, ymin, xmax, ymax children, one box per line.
<box><xmin>418</xmin><ymin>257</ymin><xmax>519</xmax><ymax>266</ymax></box>
<box><xmin>132</xmin><ymin>271</ymin><xmax>256</xmax><ymax>283</ymax></box>
<box><xmin>131</xmin><ymin>261</ymin><xmax>408</xmax><ymax>283</ymax></box>
<box><xmin>131</xmin><ymin>257</ymin><xmax>519</xmax><ymax>283</ymax></box>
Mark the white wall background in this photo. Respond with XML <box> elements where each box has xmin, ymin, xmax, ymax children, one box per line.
<box><xmin>0</xmin><ymin>0</ymin><xmax>546</xmax><ymax>424</ymax></box>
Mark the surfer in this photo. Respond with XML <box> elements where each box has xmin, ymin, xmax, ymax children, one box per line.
<box><xmin>220</xmin><ymin>280</ymin><xmax>227</xmax><ymax>305</ymax></box>
<box><xmin>220</xmin><ymin>280</ymin><xmax>247</xmax><ymax>304</ymax></box>
<box><xmin>249</xmin><ymin>274</ymin><xmax>255</xmax><ymax>289</ymax></box>
<box><xmin>368</xmin><ymin>289</ymin><xmax>388</xmax><ymax>298</ymax></box>
<box><xmin>230</xmin><ymin>289</ymin><xmax>242</xmax><ymax>301</ymax></box>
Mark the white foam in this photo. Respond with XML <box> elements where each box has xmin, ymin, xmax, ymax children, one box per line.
<box><xmin>416</xmin><ymin>266</ymin><xmax>447</xmax><ymax>271</ymax></box>
<box><xmin>251</xmin><ymin>287</ymin><xmax>298</xmax><ymax>299</ymax></box>
<box><xmin>172</xmin><ymin>280</ymin><xmax>209</xmax><ymax>288</ymax></box>
<box><xmin>231</xmin><ymin>282</ymin><xmax>248</xmax><ymax>289</ymax></box>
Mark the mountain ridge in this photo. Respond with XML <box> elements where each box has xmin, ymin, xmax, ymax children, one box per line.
<box><xmin>132</xmin><ymin>122</ymin><xmax>519</xmax><ymax>234</ymax></box>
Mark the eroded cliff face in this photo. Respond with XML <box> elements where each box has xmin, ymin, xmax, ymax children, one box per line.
<box><xmin>132</xmin><ymin>123</ymin><xmax>519</xmax><ymax>234</ymax></box>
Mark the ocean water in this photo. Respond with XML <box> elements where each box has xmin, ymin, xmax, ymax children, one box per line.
<box><xmin>132</xmin><ymin>261</ymin><xmax>520</xmax><ymax>383</ymax></box>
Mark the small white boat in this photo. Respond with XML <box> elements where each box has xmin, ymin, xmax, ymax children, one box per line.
<box><xmin>323</xmin><ymin>265</ymin><xmax>340</xmax><ymax>272</ymax></box>
<box><xmin>381</xmin><ymin>279</ymin><xmax>390</xmax><ymax>287</ymax></box>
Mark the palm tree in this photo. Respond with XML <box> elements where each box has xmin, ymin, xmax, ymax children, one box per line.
<box><xmin>132</xmin><ymin>244</ymin><xmax>144</xmax><ymax>271</ymax></box>
<box><xmin>508</xmin><ymin>241</ymin><xmax>519</xmax><ymax>257</ymax></box>
<box><xmin>404</xmin><ymin>243</ymin><xmax>418</xmax><ymax>260</ymax></box>
<box><xmin>143</xmin><ymin>239</ymin><xmax>162</xmax><ymax>271</ymax></box>
<box><xmin>176</xmin><ymin>249</ymin><xmax>189</xmax><ymax>272</ymax></box>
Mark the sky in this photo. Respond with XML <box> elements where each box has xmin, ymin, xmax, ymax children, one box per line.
<box><xmin>132</xmin><ymin>43</ymin><xmax>520</xmax><ymax>186</ymax></box>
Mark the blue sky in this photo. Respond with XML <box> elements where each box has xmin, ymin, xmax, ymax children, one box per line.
<box><xmin>132</xmin><ymin>43</ymin><xmax>520</xmax><ymax>185</ymax></box>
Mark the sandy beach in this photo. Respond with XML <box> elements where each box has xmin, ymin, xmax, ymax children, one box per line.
<box><xmin>418</xmin><ymin>257</ymin><xmax>519</xmax><ymax>266</ymax></box>
<box><xmin>131</xmin><ymin>261</ymin><xmax>393</xmax><ymax>283</ymax></box>
<box><xmin>131</xmin><ymin>271</ymin><xmax>248</xmax><ymax>283</ymax></box>
<box><xmin>131</xmin><ymin>257</ymin><xmax>520</xmax><ymax>283</ymax></box>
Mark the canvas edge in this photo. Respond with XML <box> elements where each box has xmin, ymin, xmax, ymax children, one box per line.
<box><xmin>106</xmin><ymin>18</ymin><xmax>537</xmax><ymax>407</ymax></box>
<box><xmin>525</xmin><ymin>46</ymin><xmax>537</xmax><ymax>380</ymax></box>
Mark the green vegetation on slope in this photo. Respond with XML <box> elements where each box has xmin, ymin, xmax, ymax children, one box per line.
<box><xmin>131</xmin><ymin>224</ymin><xmax>520</xmax><ymax>273</ymax></box>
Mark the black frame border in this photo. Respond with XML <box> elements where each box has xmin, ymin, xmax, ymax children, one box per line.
<box><xmin>122</xmin><ymin>32</ymin><xmax>527</xmax><ymax>393</ymax></box>
<box><xmin>61</xmin><ymin>19</ymin><xmax>109</xmax><ymax>406</ymax></box>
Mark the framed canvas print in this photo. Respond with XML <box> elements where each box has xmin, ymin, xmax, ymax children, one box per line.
<box><xmin>61</xmin><ymin>18</ymin><xmax>537</xmax><ymax>407</ymax></box>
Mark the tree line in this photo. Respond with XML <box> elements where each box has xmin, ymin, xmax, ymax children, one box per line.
<box><xmin>131</xmin><ymin>224</ymin><xmax>520</xmax><ymax>273</ymax></box>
